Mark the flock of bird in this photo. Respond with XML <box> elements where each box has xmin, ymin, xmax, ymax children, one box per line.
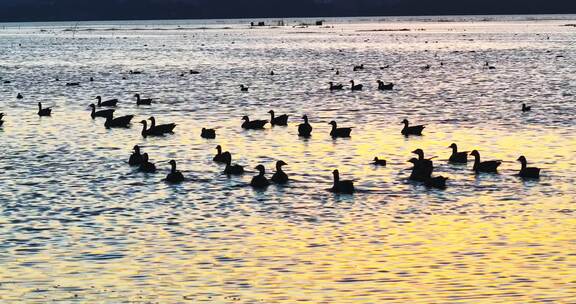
<box><xmin>0</xmin><ymin>62</ymin><xmax>542</xmax><ymax>194</ymax></box>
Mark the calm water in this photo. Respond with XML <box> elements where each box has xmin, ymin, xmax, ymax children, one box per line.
<box><xmin>1</xmin><ymin>16</ymin><xmax>575</xmax><ymax>303</ymax></box>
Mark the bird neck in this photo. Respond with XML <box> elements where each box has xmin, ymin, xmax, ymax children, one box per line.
<box><xmin>149</xmin><ymin>118</ymin><xmax>155</xmax><ymax>128</ymax></box>
<box><xmin>304</xmin><ymin>116</ymin><xmax>309</xmax><ymax>123</ymax></box>
<box><xmin>141</xmin><ymin>121</ymin><xmax>147</xmax><ymax>132</ymax></box>
<box><xmin>333</xmin><ymin>172</ymin><xmax>340</xmax><ymax>184</ymax></box>
<box><xmin>451</xmin><ymin>146</ymin><xmax>458</xmax><ymax>154</ymax></box>
<box><xmin>520</xmin><ymin>159</ymin><xmax>527</xmax><ymax>170</ymax></box>
<box><xmin>171</xmin><ymin>162</ymin><xmax>177</xmax><ymax>173</ymax></box>
<box><xmin>269</xmin><ymin>112</ymin><xmax>275</xmax><ymax>120</ymax></box>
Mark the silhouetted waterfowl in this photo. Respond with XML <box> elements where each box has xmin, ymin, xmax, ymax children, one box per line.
<box><xmin>350</xmin><ymin>80</ymin><xmax>363</xmax><ymax>91</ymax></box>
<box><xmin>89</xmin><ymin>77</ymin><xmax>94</xmax><ymax>82</ymax></box>
<box><xmin>331</xmin><ymin>169</ymin><xmax>355</xmax><ymax>194</ymax></box>
<box><xmin>335</xmin><ymin>69</ymin><xmax>340</xmax><ymax>75</ymax></box>
<box><xmin>129</xmin><ymin>70</ymin><xmax>143</xmax><ymax>75</ymax></box>
<box><xmin>422</xmin><ymin>64</ymin><xmax>431</xmax><ymax>70</ymax></box>
<box><xmin>377</xmin><ymin>80</ymin><xmax>394</xmax><ymax>91</ymax></box>
<box><xmin>134</xmin><ymin>94</ymin><xmax>152</xmax><ymax>106</ymax></box>
<box><xmin>37</xmin><ymin>102</ymin><xmax>52</xmax><ymax>117</ymax></box>
<box><xmin>517</xmin><ymin>156</ymin><xmax>541</xmax><ymax>179</ymax></box>
<box><xmin>270</xmin><ymin>70</ymin><xmax>275</xmax><ymax>76</ymax></box>
<box><xmin>522</xmin><ymin>103</ymin><xmax>532</xmax><ymax>112</ymax></box>
<box><xmin>470</xmin><ymin>150</ymin><xmax>501</xmax><ymax>173</ymax></box>
<box><xmin>373</xmin><ymin>157</ymin><xmax>387</xmax><ymax>166</ymax></box>
<box><xmin>213</xmin><ymin>145</ymin><xmax>232</xmax><ymax>164</ymax></box>
<box><xmin>3</xmin><ymin>80</ymin><xmax>10</xmax><ymax>84</ymax></box>
<box><xmin>410</xmin><ymin>149</ymin><xmax>434</xmax><ymax>181</ymax></box>
<box><xmin>166</xmin><ymin>160</ymin><xmax>185</xmax><ymax>183</ymax></box>
<box><xmin>129</xmin><ymin>145</ymin><xmax>143</xmax><ymax>166</ymax></box>
<box><xmin>65</xmin><ymin>82</ymin><xmax>80</xmax><ymax>87</ymax></box>
<box><xmin>140</xmin><ymin>120</ymin><xmax>167</xmax><ymax>137</ymax></box>
<box><xmin>148</xmin><ymin>116</ymin><xmax>176</xmax><ymax>134</ymax></box>
<box><xmin>329</xmin><ymin>121</ymin><xmax>352</xmax><ymax>138</ymax></box>
<box><xmin>16</xmin><ymin>93</ymin><xmax>23</xmax><ymax>99</ymax></box>
<box><xmin>96</xmin><ymin>96</ymin><xmax>118</xmax><ymax>107</ymax></box>
<box><xmin>380</xmin><ymin>65</ymin><xmax>390</xmax><ymax>69</ymax></box>
<box><xmin>298</xmin><ymin>115</ymin><xmax>313</xmax><ymax>137</ymax></box>
<box><xmin>138</xmin><ymin>153</ymin><xmax>156</xmax><ymax>173</ymax></box>
<box><xmin>425</xmin><ymin>176</ymin><xmax>448</xmax><ymax>189</ymax></box>
<box><xmin>201</xmin><ymin>128</ymin><xmax>216</xmax><ymax>139</ymax></box>
<box><xmin>401</xmin><ymin>119</ymin><xmax>425</xmax><ymax>136</ymax></box>
<box><xmin>240</xmin><ymin>85</ymin><xmax>249</xmax><ymax>92</ymax></box>
<box><xmin>251</xmin><ymin>165</ymin><xmax>270</xmax><ymax>188</ymax></box>
<box><xmin>268</xmin><ymin>110</ymin><xmax>288</xmax><ymax>126</ymax></box>
<box><xmin>448</xmin><ymin>143</ymin><xmax>468</xmax><ymax>163</ymax></box>
<box><xmin>271</xmin><ymin>160</ymin><xmax>289</xmax><ymax>184</ymax></box>
<box><xmin>104</xmin><ymin>113</ymin><xmax>133</xmax><ymax>128</ymax></box>
<box><xmin>189</xmin><ymin>70</ymin><xmax>200</xmax><ymax>74</ymax></box>
<box><xmin>89</xmin><ymin>104</ymin><xmax>115</xmax><ymax>119</ymax></box>
<box><xmin>241</xmin><ymin>116</ymin><xmax>267</xmax><ymax>130</ymax></box>
<box><xmin>353</xmin><ymin>64</ymin><xmax>364</xmax><ymax>71</ymax></box>
<box><xmin>329</xmin><ymin>82</ymin><xmax>344</xmax><ymax>91</ymax></box>
<box><xmin>224</xmin><ymin>157</ymin><xmax>244</xmax><ymax>175</ymax></box>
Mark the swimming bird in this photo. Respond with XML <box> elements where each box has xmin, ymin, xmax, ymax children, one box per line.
<box><xmin>66</xmin><ymin>82</ymin><xmax>80</xmax><ymax>87</ymax></box>
<box><xmin>213</xmin><ymin>145</ymin><xmax>232</xmax><ymax>164</ymax></box>
<box><xmin>353</xmin><ymin>64</ymin><xmax>364</xmax><ymax>71</ymax></box>
<box><xmin>268</xmin><ymin>110</ymin><xmax>288</xmax><ymax>126</ymax></box>
<box><xmin>104</xmin><ymin>113</ymin><xmax>133</xmax><ymax>128</ymax></box>
<box><xmin>350</xmin><ymin>80</ymin><xmax>363</xmax><ymax>91</ymax></box>
<box><xmin>166</xmin><ymin>160</ymin><xmax>185</xmax><ymax>183</ymax></box>
<box><xmin>448</xmin><ymin>143</ymin><xmax>468</xmax><ymax>163</ymax></box>
<box><xmin>134</xmin><ymin>94</ymin><xmax>152</xmax><ymax>106</ymax></box>
<box><xmin>189</xmin><ymin>70</ymin><xmax>200</xmax><ymax>74</ymax></box>
<box><xmin>251</xmin><ymin>165</ymin><xmax>270</xmax><ymax>188</ymax></box>
<box><xmin>377</xmin><ymin>80</ymin><xmax>394</xmax><ymax>91</ymax></box>
<box><xmin>37</xmin><ymin>102</ymin><xmax>52</xmax><ymax>116</ymax></box>
<box><xmin>96</xmin><ymin>96</ymin><xmax>118</xmax><ymax>107</ymax></box>
<box><xmin>201</xmin><ymin>128</ymin><xmax>216</xmax><ymax>139</ymax></box>
<box><xmin>424</xmin><ymin>176</ymin><xmax>449</xmax><ymax>190</ymax></box>
<box><xmin>517</xmin><ymin>156</ymin><xmax>541</xmax><ymax>179</ymax></box>
<box><xmin>241</xmin><ymin>116</ymin><xmax>267</xmax><ymax>130</ymax></box>
<box><xmin>89</xmin><ymin>104</ymin><xmax>115</xmax><ymax>119</ymax></box>
<box><xmin>470</xmin><ymin>150</ymin><xmax>501</xmax><ymax>173</ymax></box>
<box><xmin>522</xmin><ymin>103</ymin><xmax>532</xmax><ymax>112</ymax></box>
<box><xmin>129</xmin><ymin>70</ymin><xmax>143</xmax><ymax>75</ymax></box>
<box><xmin>401</xmin><ymin>119</ymin><xmax>425</xmax><ymax>136</ymax></box>
<box><xmin>329</xmin><ymin>121</ymin><xmax>352</xmax><ymax>138</ymax></box>
<box><xmin>16</xmin><ymin>93</ymin><xmax>23</xmax><ymax>99</ymax></box>
<box><xmin>410</xmin><ymin>149</ymin><xmax>434</xmax><ymax>180</ymax></box>
<box><xmin>240</xmin><ymin>85</ymin><xmax>249</xmax><ymax>92</ymax></box>
<box><xmin>140</xmin><ymin>120</ymin><xmax>168</xmax><ymax>137</ymax></box>
<box><xmin>373</xmin><ymin>157</ymin><xmax>387</xmax><ymax>166</ymax></box>
<box><xmin>138</xmin><ymin>153</ymin><xmax>156</xmax><ymax>173</ymax></box>
<box><xmin>329</xmin><ymin>82</ymin><xmax>344</xmax><ymax>90</ymax></box>
<box><xmin>271</xmin><ymin>160</ymin><xmax>289</xmax><ymax>184</ymax></box>
<box><xmin>148</xmin><ymin>116</ymin><xmax>176</xmax><ymax>134</ymax></box>
<box><xmin>129</xmin><ymin>145</ymin><xmax>143</xmax><ymax>166</ymax></box>
<box><xmin>224</xmin><ymin>157</ymin><xmax>244</xmax><ymax>175</ymax></box>
<box><xmin>298</xmin><ymin>115</ymin><xmax>313</xmax><ymax>137</ymax></box>
<box><xmin>331</xmin><ymin>169</ymin><xmax>355</xmax><ymax>194</ymax></box>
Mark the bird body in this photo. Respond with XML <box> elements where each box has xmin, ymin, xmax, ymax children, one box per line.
<box><xmin>425</xmin><ymin>176</ymin><xmax>448</xmax><ymax>189</ymax></box>
<box><xmin>269</xmin><ymin>110</ymin><xmax>289</xmax><ymax>126</ymax></box>
<box><xmin>377</xmin><ymin>80</ymin><xmax>394</xmax><ymax>90</ymax></box>
<box><xmin>251</xmin><ymin>165</ymin><xmax>270</xmax><ymax>188</ymax></box>
<box><xmin>17</xmin><ymin>93</ymin><xmax>23</xmax><ymax>99</ymax></box>
<box><xmin>240</xmin><ymin>85</ymin><xmax>249</xmax><ymax>92</ymax></box>
<box><xmin>470</xmin><ymin>150</ymin><xmax>501</xmax><ymax>173</ymax></box>
<box><xmin>166</xmin><ymin>160</ymin><xmax>185</xmax><ymax>183</ymax></box>
<box><xmin>213</xmin><ymin>145</ymin><xmax>232</xmax><ymax>164</ymax></box>
<box><xmin>271</xmin><ymin>161</ymin><xmax>289</xmax><ymax>184</ymax></box>
<box><xmin>138</xmin><ymin>153</ymin><xmax>156</xmax><ymax>173</ymax></box>
<box><xmin>373</xmin><ymin>157</ymin><xmax>387</xmax><ymax>166</ymax></box>
<box><xmin>241</xmin><ymin>116</ymin><xmax>267</xmax><ymax>130</ymax></box>
<box><xmin>522</xmin><ymin>103</ymin><xmax>532</xmax><ymax>112</ymax></box>
<box><xmin>517</xmin><ymin>156</ymin><xmax>541</xmax><ymax>179</ymax></box>
<box><xmin>401</xmin><ymin>119</ymin><xmax>425</xmax><ymax>136</ymax></box>
<box><xmin>134</xmin><ymin>94</ymin><xmax>152</xmax><ymax>106</ymax></box>
<box><xmin>329</xmin><ymin>121</ymin><xmax>352</xmax><ymax>138</ymax></box>
<box><xmin>105</xmin><ymin>114</ymin><xmax>133</xmax><ymax>128</ymax></box>
<box><xmin>331</xmin><ymin>169</ymin><xmax>355</xmax><ymax>194</ymax></box>
<box><xmin>350</xmin><ymin>80</ymin><xmax>363</xmax><ymax>91</ymax></box>
<box><xmin>329</xmin><ymin>82</ymin><xmax>344</xmax><ymax>90</ymax></box>
<box><xmin>201</xmin><ymin>128</ymin><xmax>216</xmax><ymax>139</ymax></box>
<box><xmin>96</xmin><ymin>96</ymin><xmax>118</xmax><ymax>107</ymax></box>
<box><xmin>148</xmin><ymin>117</ymin><xmax>176</xmax><ymax>134</ymax></box>
<box><xmin>448</xmin><ymin>143</ymin><xmax>468</xmax><ymax>163</ymax></box>
<box><xmin>298</xmin><ymin>115</ymin><xmax>313</xmax><ymax>137</ymax></box>
<box><xmin>37</xmin><ymin>103</ymin><xmax>52</xmax><ymax>116</ymax></box>
<box><xmin>89</xmin><ymin>104</ymin><xmax>114</xmax><ymax>119</ymax></box>
<box><xmin>224</xmin><ymin>158</ymin><xmax>244</xmax><ymax>175</ymax></box>
<box><xmin>129</xmin><ymin>145</ymin><xmax>143</xmax><ymax>166</ymax></box>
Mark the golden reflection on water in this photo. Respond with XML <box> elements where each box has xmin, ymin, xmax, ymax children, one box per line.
<box><xmin>1</xmin><ymin>17</ymin><xmax>576</xmax><ymax>303</ymax></box>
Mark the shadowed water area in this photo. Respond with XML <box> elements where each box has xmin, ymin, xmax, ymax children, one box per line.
<box><xmin>0</xmin><ymin>15</ymin><xmax>575</xmax><ymax>303</ymax></box>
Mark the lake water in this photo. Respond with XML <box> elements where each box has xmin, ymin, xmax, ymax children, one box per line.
<box><xmin>0</xmin><ymin>15</ymin><xmax>575</xmax><ymax>303</ymax></box>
